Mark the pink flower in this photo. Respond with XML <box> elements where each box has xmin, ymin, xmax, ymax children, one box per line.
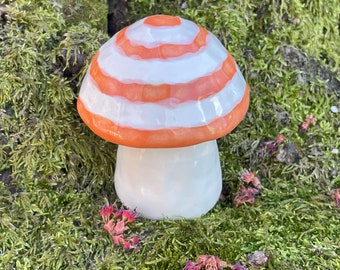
<box><xmin>242</xmin><ymin>171</ymin><xmax>261</xmax><ymax>188</ymax></box>
<box><xmin>113</xmin><ymin>220</ymin><xmax>128</xmax><ymax>235</ymax></box>
<box><xmin>299</xmin><ymin>115</ymin><xmax>317</xmax><ymax>133</ymax></box>
<box><xmin>252</xmin><ymin>177</ymin><xmax>261</xmax><ymax>188</ymax></box>
<box><xmin>122</xmin><ymin>210</ymin><xmax>136</xmax><ymax>223</ymax></box>
<box><xmin>99</xmin><ymin>201</ymin><xmax>140</xmax><ymax>250</ymax></box>
<box><xmin>130</xmin><ymin>236</ymin><xmax>139</xmax><ymax>245</ymax></box>
<box><xmin>112</xmin><ymin>235</ymin><xmax>125</xmax><ymax>245</ymax></box>
<box><xmin>114</xmin><ymin>210</ymin><xmax>122</xmax><ymax>218</ymax></box>
<box><xmin>125</xmin><ymin>236</ymin><xmax>140</xmax><ymax>250</ymax></box>
<box><xmin>306</xmin><ymin>115</ymin><xmax>317</xmax><ymax>124</ymax></box>
<box><xmin>205</xmin><ymin>256</ymin><xmax>221</xmax><ymax>269</ymax></box>
<box><xmin>300</xmin><ymin>121</ymin><xmax>310</xmax><ymax>132</ymax></box>
<box><xmin>231</xmin><ymin>262</ymin><xmax>249</xmax><ymax>270</ymax></box>
<box><xmin>257</xmin><ymin>134</ymin><xmax>285</xmax><ymax>157</ymax></box>
<box><xmin>99</xmin><ymin>205</ymin><xmax>114</xmax><ymax>223</ymax></box>
<box><xmin>335</xmin><ymin>192</ymin><xmax>340</xmax><ymax>207</ymax></box>
<box><xmin>328</xmin><ymin>188</ymin><xmax>340</xmax><ymax>208</ymax></box>
<box><xmin>184</xmin><ymin>255</ymin><xmax>235</xmax><ymax>270</ymax></box>
<box><xmin>123</xmin><ymin>240</ymin><xmax>131</xmax><ymax>250</ymax></box>
<box><xmin>234</xmin><ymin>185</ymin><xmax>260</xmax><ymax>207</ymax></box>
<box><xmin>242</xmin><ymin>172</ymin><xmax>255</xmax><ymax>184</ymax></box>
<box><xmin>183</xmin><ymin>261</ymin><xmax>200</xmax><ymax>270</ymax></box>
<box><xmin>275</xmin><ymin>134</ymin><xmax>285</xmax><ymax>144</ymax></box>
<box><xmin>197</xmin><ymin>254</ymin><xmax>208</xmax><ymax>264</ymax></box>
<box><xmin>103</xmin><ymin>220</ymin><xmax>114</xmax><ymax>233</ymax></box>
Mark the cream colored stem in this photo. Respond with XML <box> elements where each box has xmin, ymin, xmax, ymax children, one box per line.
<box><xmin>114</xmin><ymin>140</ymin><xmax>222</xmax><ymax>219</ymax></box>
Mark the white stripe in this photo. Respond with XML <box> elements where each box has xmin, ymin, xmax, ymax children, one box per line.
<box><xmin>79</xmin><ymin>66</ymin><xmax>246</xmax><ymax>130</ymax></box>
<box><xmin>98</xmin><ymin>33</ymin><xmax>227</xmax><ymax>84</ymax></box>
<box><xmin>125</xmin><ymin>18</ymin><xmax>200</xmax><ymax>48</ymax></box>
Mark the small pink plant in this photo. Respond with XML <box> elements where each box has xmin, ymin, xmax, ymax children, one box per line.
<box><xmin>234</xmin><ymin>185</ymin><xmax>260</xmax><ymax>207</ymax></box>
<box><xmin>257</xmin><ymin>134</ymin><xmax>285</xmax><ymax>157</ymax></box>
<box><xmin>183</xmin><ymin>255</ymin><xmax>248</xmax><ymax>270</ymax></box>
<box><xmin>230</xmin><ymin>262</ymin><xmax>249</xmax><ymax>270</ymax></box>
<box><xmin>299</xmin><ymin>114</ymin><xmax>317</xmax><ymax>133</ymax></box>
<box><xmin>99</xmin><ymin>202</ymin><xmax>139</xmax><ymax>250</ymax></box>
<box><xmin>183</xmin><ymin>260</ymin><xmax>201</xmax><ymax>270</ymax></box>
<box><xmin>242</xmin><ymin>171</ymin><xmax>261</xmax><ymax>188</ymax></box>
<box><xmin>99</xmin><ymin>205</ymin><xmax>114</xmax><ymax>223</ymax></box>
<box><xmin>234</xmin><ymin>170</ymin><xmax>261</xmax><ymax>207</ymax></box>
<box><xmin>306</xmin><ymin>115</ymin><xmax>317</xmax><ymax>124</ymax></box>
<box><xmin>328</xmin><ymin>188</ymin><xmax>340</xmax><ymax>208</ymax></box>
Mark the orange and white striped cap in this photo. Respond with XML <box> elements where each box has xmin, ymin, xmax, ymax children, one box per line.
<box><xmin>77</xmin><ymin>15</ymin><xmax>250</xmax><ymax>148</ymax></box>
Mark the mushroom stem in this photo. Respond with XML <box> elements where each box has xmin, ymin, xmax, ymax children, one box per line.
<box><xmin>114</xmin><ymin>140</ymin><xmax>222</xmax><ymax>219</ymax></box>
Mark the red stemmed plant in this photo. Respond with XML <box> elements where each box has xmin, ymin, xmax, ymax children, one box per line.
<box><xmin>183</xmin><ymin>255</ymin><xmax>248</xmax><ymax>270</ymax></box>
<box><xmin>299</xmin><ymin>115</ymin><xmax>317</xmax><ymax>133</ymax></box>
<box><xmin>99</xmin><ymin>202</ymin><xmax>139</xmax><ymax>250</ymax></box>
<box><xmin>257</xmin><ymin>134</ymin><xmax>285</xmax><ymax>158</ymax></box>
<box><xmin>328</xmin><ymin>188</ymin><xmax>340</xmax><ymax>208</ymax></box>
<box><xmin>234</xmin><ymin>170</ymin><xmax>261</xmax><ymax>207</ymax></box>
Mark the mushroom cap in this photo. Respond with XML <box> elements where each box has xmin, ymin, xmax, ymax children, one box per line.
<box><xmin>77</xmin><ymin>14</ymin><xmax>250</xmax><ymax>148</ymax></box>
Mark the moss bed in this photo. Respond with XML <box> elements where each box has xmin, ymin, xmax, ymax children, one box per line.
<box><xmin>0</xmin><ymin>0</ymin><xmax>339</xmax><ymax>269</ymax></box>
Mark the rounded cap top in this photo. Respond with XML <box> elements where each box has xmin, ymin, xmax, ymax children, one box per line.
<box><xmin>77</xmin><ymin>15</ymin><xmax>250</xmax><ymax>148</ymax></box>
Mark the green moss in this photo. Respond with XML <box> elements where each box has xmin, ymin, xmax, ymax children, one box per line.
<box><xmin>1</xmin><ymin>0</ymin><xmax>339</xmax><ymax>269</ymax></box>
<box><xmin>57</xmin><ymin>0</ymin><xmax>107</xmax><ymax>30</ymax></box>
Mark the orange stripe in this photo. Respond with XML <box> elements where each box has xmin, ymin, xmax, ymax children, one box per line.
<box><xmin>115</xmin><ymin>25</ymin><xmax>209</xmax><ymax>59</ymax></box>
<box><xmin>143</xmin><ymin>15</ymin><xmax>181</xmax><ymax>27</ymax></box>
<box><xmin>90</xmin><ymin>52</ymin><xmax>237</xmax><ymax>103</ymax></box>
<box><xmin>77</xmin><ymin>85</ymin><xmax>250</xmax><ymax>148</ymax></box>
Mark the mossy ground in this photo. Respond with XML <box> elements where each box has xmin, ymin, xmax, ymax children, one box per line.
<box><xmin>0</xmin><ymin>0</ymin><xmax>339</xmax><ymax>269</ymax></box>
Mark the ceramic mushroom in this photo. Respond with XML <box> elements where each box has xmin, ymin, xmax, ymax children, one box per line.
<box><xmin>77</xmin><ymin>15</ymin><xmax>250</xmax><ymax>219</ymax></box>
